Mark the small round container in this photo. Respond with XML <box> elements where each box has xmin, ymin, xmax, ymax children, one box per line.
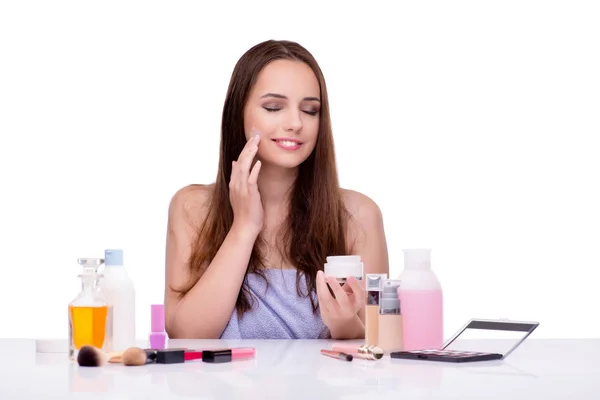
<box><xmin>324</xmin><ymin>255</ymin><xmax>364</xmax><ymax>283</ymax></box>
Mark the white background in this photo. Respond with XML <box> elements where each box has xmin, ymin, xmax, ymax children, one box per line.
<box><xmin>1</xmin><ymin>0</ymin><xmax>598</xmax><ymax>340</ymax></box>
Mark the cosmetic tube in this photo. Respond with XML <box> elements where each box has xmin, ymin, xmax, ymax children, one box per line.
<box><xmin>365</xmin><ymin>273</ymin><xmax>387</xmax><ymax>346</ymax></box>
<box><xmin>202</xmin><ymin>347</ymin><xmax>256</xmax><ymax>363</ymax></box>
<box><xmin>330</xmin><ymin>343</ymin><xmax>384</xmax><ymax>360</ymax></box>
<box><xmin>378</xmin><ymin>279</ymin><xmax>404</xmax><ymax>353</ymax></box>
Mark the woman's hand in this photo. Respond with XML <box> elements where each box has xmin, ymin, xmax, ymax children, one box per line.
<box><xmin>316</xmin><ymin>270</ymin><xmax>366</xmax><ymax>339</ymax></box>
<box><xmin>229</xmin><ymin>131</ymin><xmax>263</xmax><ymax>239</ymax></box>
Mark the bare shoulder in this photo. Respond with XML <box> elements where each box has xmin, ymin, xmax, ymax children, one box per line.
<box><xmin>340</xmin><ymin>188</ymin><xmax>384</xmax><ymax>225</ymax></box>
<box><xmin>168</xmin><ymin>183</ymin><xmax>214</xmax><ymax>230</ymax></box>
<box><xmin>340</xmin><ymin>188</ymin><xmax>389</xmax><ymax>276</ymax></box>
<box><xmin>340</xmin><ymin>188</ymin><xmax>386</xmax><ymax>253</ymax></box>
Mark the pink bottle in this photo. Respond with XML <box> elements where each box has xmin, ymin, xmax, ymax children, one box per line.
<box><xmin>149</xmin><ymin>304</ymin><xmax>167</xmax><ymax>349</ymax></box>
<box><xmin>397</xmin><ymin>249</ymin><xmax>444</xmax><ymax>350</ymax></box>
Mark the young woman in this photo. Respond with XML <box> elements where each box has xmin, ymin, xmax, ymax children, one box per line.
<box><xmin>164</xmin><ymin>39</ymin><xmax>389</xmax><ymax>340</ymax></box>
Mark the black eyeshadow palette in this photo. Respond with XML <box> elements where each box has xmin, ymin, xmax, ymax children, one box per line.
<box><xmin>390</xmin><ymin>318</ymin><xmax>540</xmax><ymax>364</ymax></box>
<box><xmin>390</xmin><ymin>348</ymin><xmax>503</xmax><ymax>363</ymax></box>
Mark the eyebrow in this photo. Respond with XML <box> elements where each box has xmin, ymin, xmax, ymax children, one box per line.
<box><xmin>260</xmin><ymin>92</ymin><xmax>320</xmax><ymax>102</ymax></box>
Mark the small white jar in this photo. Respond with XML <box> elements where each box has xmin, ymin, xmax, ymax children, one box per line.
<box><xmin>324</xmin><ymin>255</ymin><xmax>364</xmax><ymax>283</ymax></box>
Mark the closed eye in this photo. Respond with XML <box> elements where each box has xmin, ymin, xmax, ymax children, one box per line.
<box><xmin>263</xmin><ymin>107</ymin><xmax>281</xmax><ymax>112</ymax></box>
<box><xmin>263</xmin><ymin>107</ymin><xmax>318</xmax><ymax>116</ymax></box>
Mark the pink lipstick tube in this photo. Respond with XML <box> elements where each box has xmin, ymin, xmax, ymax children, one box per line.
<box><xmin>149</xmin><ymin>304</ymin><xmax>167</xmax><ymax>349</ymax></box>
<box><xmin>201</xmin><ymin>347</ymin><xmax>256</xmax><ymax>363</ymax></box>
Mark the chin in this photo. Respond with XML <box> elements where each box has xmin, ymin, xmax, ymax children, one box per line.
<box><xmin>261</xmin><ymin>155</ymin><xmax>308</xmax><ymax>170</ymax></box>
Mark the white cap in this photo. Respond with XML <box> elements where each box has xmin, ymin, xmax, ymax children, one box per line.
<box><xmin>326</xmin><ymin>255</ymin><xmax>361</xmax><ymax>264</ymax></box>
<box><xmin>403</xmin><ymin>248</ymin><xmax>431</xmax><ymax>269</ymax></box>
<box><xmin>324</xmin><ymin>255</ymin><xmax>364</xmax><ymax>279</ymax></box>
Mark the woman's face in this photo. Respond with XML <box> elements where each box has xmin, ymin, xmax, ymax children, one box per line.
<box><xmin>243</xmin><ymin>59</ymin><xmax>321</xmax><ymax>169</ymax></box>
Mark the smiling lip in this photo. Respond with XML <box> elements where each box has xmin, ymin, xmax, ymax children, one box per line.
<box><xmin>272</xmin><ymin>138</ymin><xmax>302</xmax><ymax>151</ymax></box>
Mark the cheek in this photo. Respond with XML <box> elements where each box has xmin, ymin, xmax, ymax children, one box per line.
<box><xmin>243</xmin><ymin>106</ymin><xmax>265</xmax><ymax>140</ymax></box>
<box><xmin>244</xmin><ymin>111</ymin><xmax>278</xmax><ymax>139</ymax></box>
<box><xmin>256</xmin><ymin>142</ymin><xmax>269</xmax><ymax>159</ymax></box>
<box><xmin>305</xmin><ymin>119</ymin><xmax>320</xmax><ymax>144</ymax></box>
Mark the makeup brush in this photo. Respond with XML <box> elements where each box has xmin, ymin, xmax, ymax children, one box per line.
<box><xmin>121</xmin><ymin>347</ymin><xmax>158</xmax><ymax>366</ymax></box>
<box><xmin>76</xmin><ymin>346</ymin><xmax>123</xmax><ymax>367</ymax></box>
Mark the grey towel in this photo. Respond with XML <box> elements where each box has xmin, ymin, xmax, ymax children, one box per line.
<box><xmin>220</xmin><ymin>269</ymin><xmax>331</xmax><ymax>339</ymax></box>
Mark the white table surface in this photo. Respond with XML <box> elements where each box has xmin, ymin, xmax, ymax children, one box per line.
<box><xmin>0</xmin><ymin>338</ymin><xmax>598</xmax><ymax>399</ymax></box>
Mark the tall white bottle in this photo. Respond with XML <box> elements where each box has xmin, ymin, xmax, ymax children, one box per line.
<box><xmin>100</xmin><ymin>249</ymin><xmax>136</xmax><ymax>352</ymax></box>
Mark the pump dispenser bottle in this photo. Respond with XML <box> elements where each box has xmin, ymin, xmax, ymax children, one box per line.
<box><xmin>378</xmin><ymin>279</ymin><xmax>404</xmax><ymax>353</ymax></box>
<box><xmin>365</xmin><ymin>273</ymin><xmax>387</xmax><ymax>346</ymax></box>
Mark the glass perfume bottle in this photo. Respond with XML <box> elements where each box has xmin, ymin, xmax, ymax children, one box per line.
<box><xmin>68</xmin><ymin>258</ymin><xmax>110</xmax><ymax>360</ymax></box>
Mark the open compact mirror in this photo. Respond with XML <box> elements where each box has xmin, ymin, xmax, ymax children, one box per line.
<box><xmin>390</xmin><ymin>318</ymin><xmax>540</xmax><ymax>363</ymax></box>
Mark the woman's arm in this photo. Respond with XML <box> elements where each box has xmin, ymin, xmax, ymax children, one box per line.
<box><xmin>163</xmin><ymin>185</ymin><xmax>258</xmax><ymax>339</ymax></box>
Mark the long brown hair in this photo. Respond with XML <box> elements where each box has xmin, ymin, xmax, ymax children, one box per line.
<box><xmin>176</xmin><ymin>39</ymin><xmax>350</xmax><ymax>316</ymax></box>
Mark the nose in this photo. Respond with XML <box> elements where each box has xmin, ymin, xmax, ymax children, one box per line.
<box><xmin>283</xmin><ymin>109</ymin><xmax>303</xmax><ymax>133</ymax></box>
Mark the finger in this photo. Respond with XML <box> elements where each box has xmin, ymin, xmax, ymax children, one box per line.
<box><xmin>343</xmin><ymin>275</ymin><xmax>363</xmax><ymax>293</ymax></box>
<box><xmin>231</xmin><ymin>160</ymin><xmax>244</xmax><ymax>188</ymax></box>
<box><xmin>237</xmin><ymin>134</ymin><xmax>260</xmax><ymax>173</ymax></box>
<box><xmin>345</xmin><ymin>276</ymin><xmax>366</xmax><ymax>307</ymax></box>
<box><xmin>326</xmin><ymin>275</ymin><xmax>350</xmax><ymax>310</ymax></box>
<box><xmin>316</xmin><ymin>270</ymin><xmax>337</xmax><ymax>313</ymax></box>
<box><xmin>248</xmin><ymin>160</ymin><xmax>262</xmax><ymax>185</ymax></box>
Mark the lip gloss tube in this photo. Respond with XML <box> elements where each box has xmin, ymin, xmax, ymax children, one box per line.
<box><xmin>154</xmin><ymin>347</ymin><xmax>256</xmax><ymax>364</ymax></box>
<box><xmin>202</xmin><ymin>347</ymin><xmax>256</xmax><ymax>363</ymax></box>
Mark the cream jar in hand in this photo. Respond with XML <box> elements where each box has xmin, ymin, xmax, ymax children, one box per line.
<box><xmin>324</xmin><ymin>255</ymin><xmax>364</xmax><ymax>284</ymax></box>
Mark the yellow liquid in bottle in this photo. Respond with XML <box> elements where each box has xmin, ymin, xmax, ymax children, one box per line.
<box><xmin>69</xmin><ymin>305</ymin><xmax>108</xmax><ymax>358</ymax></box>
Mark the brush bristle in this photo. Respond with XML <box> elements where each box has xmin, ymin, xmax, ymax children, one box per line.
<box><xmin>345</xmin><ymin>354</ymin><xmax>353</xmax><ymax>361</ymax></box>
<box><xmin>122</xmin><ymin>347</ymin><xmax>149</xmax><ymax>366</ymax></box>
<box><xmin>77</xmin><ymin>346</ymin><xmax>107</xmax><ymax>367</ymax></box>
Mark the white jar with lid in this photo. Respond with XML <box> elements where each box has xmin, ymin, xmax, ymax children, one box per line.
<box><xmin>324</xmin><ymin>255</ymin><xmax>364</xmax><ymax>283</ymax></box>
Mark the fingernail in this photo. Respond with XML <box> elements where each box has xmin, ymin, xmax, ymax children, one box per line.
<box><xmin>251</xmin><ymin>128</ymin><xmax>260</xmax><ymax>137</ymax></box>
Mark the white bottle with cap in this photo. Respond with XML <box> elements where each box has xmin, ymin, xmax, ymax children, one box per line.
<box><xmin>99</xmin><ymin>249</ymin><xmax>136</xmax><ymax>352</ymax></box>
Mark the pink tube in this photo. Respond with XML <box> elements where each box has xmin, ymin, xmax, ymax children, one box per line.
<box><xmin>200</xmin><ymin>347</ymin><xmax>256</xmax><ymax>363</ymax></box>
<box><xmin>231</xmin><ymin>347</ymin><xmax>256</xmax><ymax>358</ymax></box>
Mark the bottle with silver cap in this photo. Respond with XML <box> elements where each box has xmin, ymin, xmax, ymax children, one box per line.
<box><xmin>68</xmin><ymin>258</ymin><xmax>110</xmax><ymax>360</ymax></box>
<box><xmin>378</xmin><ymin>279</ymin><xmax>404</xmax><ymax>352</ymax></box>
<box><xmin>365</xmin><ymin>273</ymin><xmax>387</xmax><ymax>346</ymax></box>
